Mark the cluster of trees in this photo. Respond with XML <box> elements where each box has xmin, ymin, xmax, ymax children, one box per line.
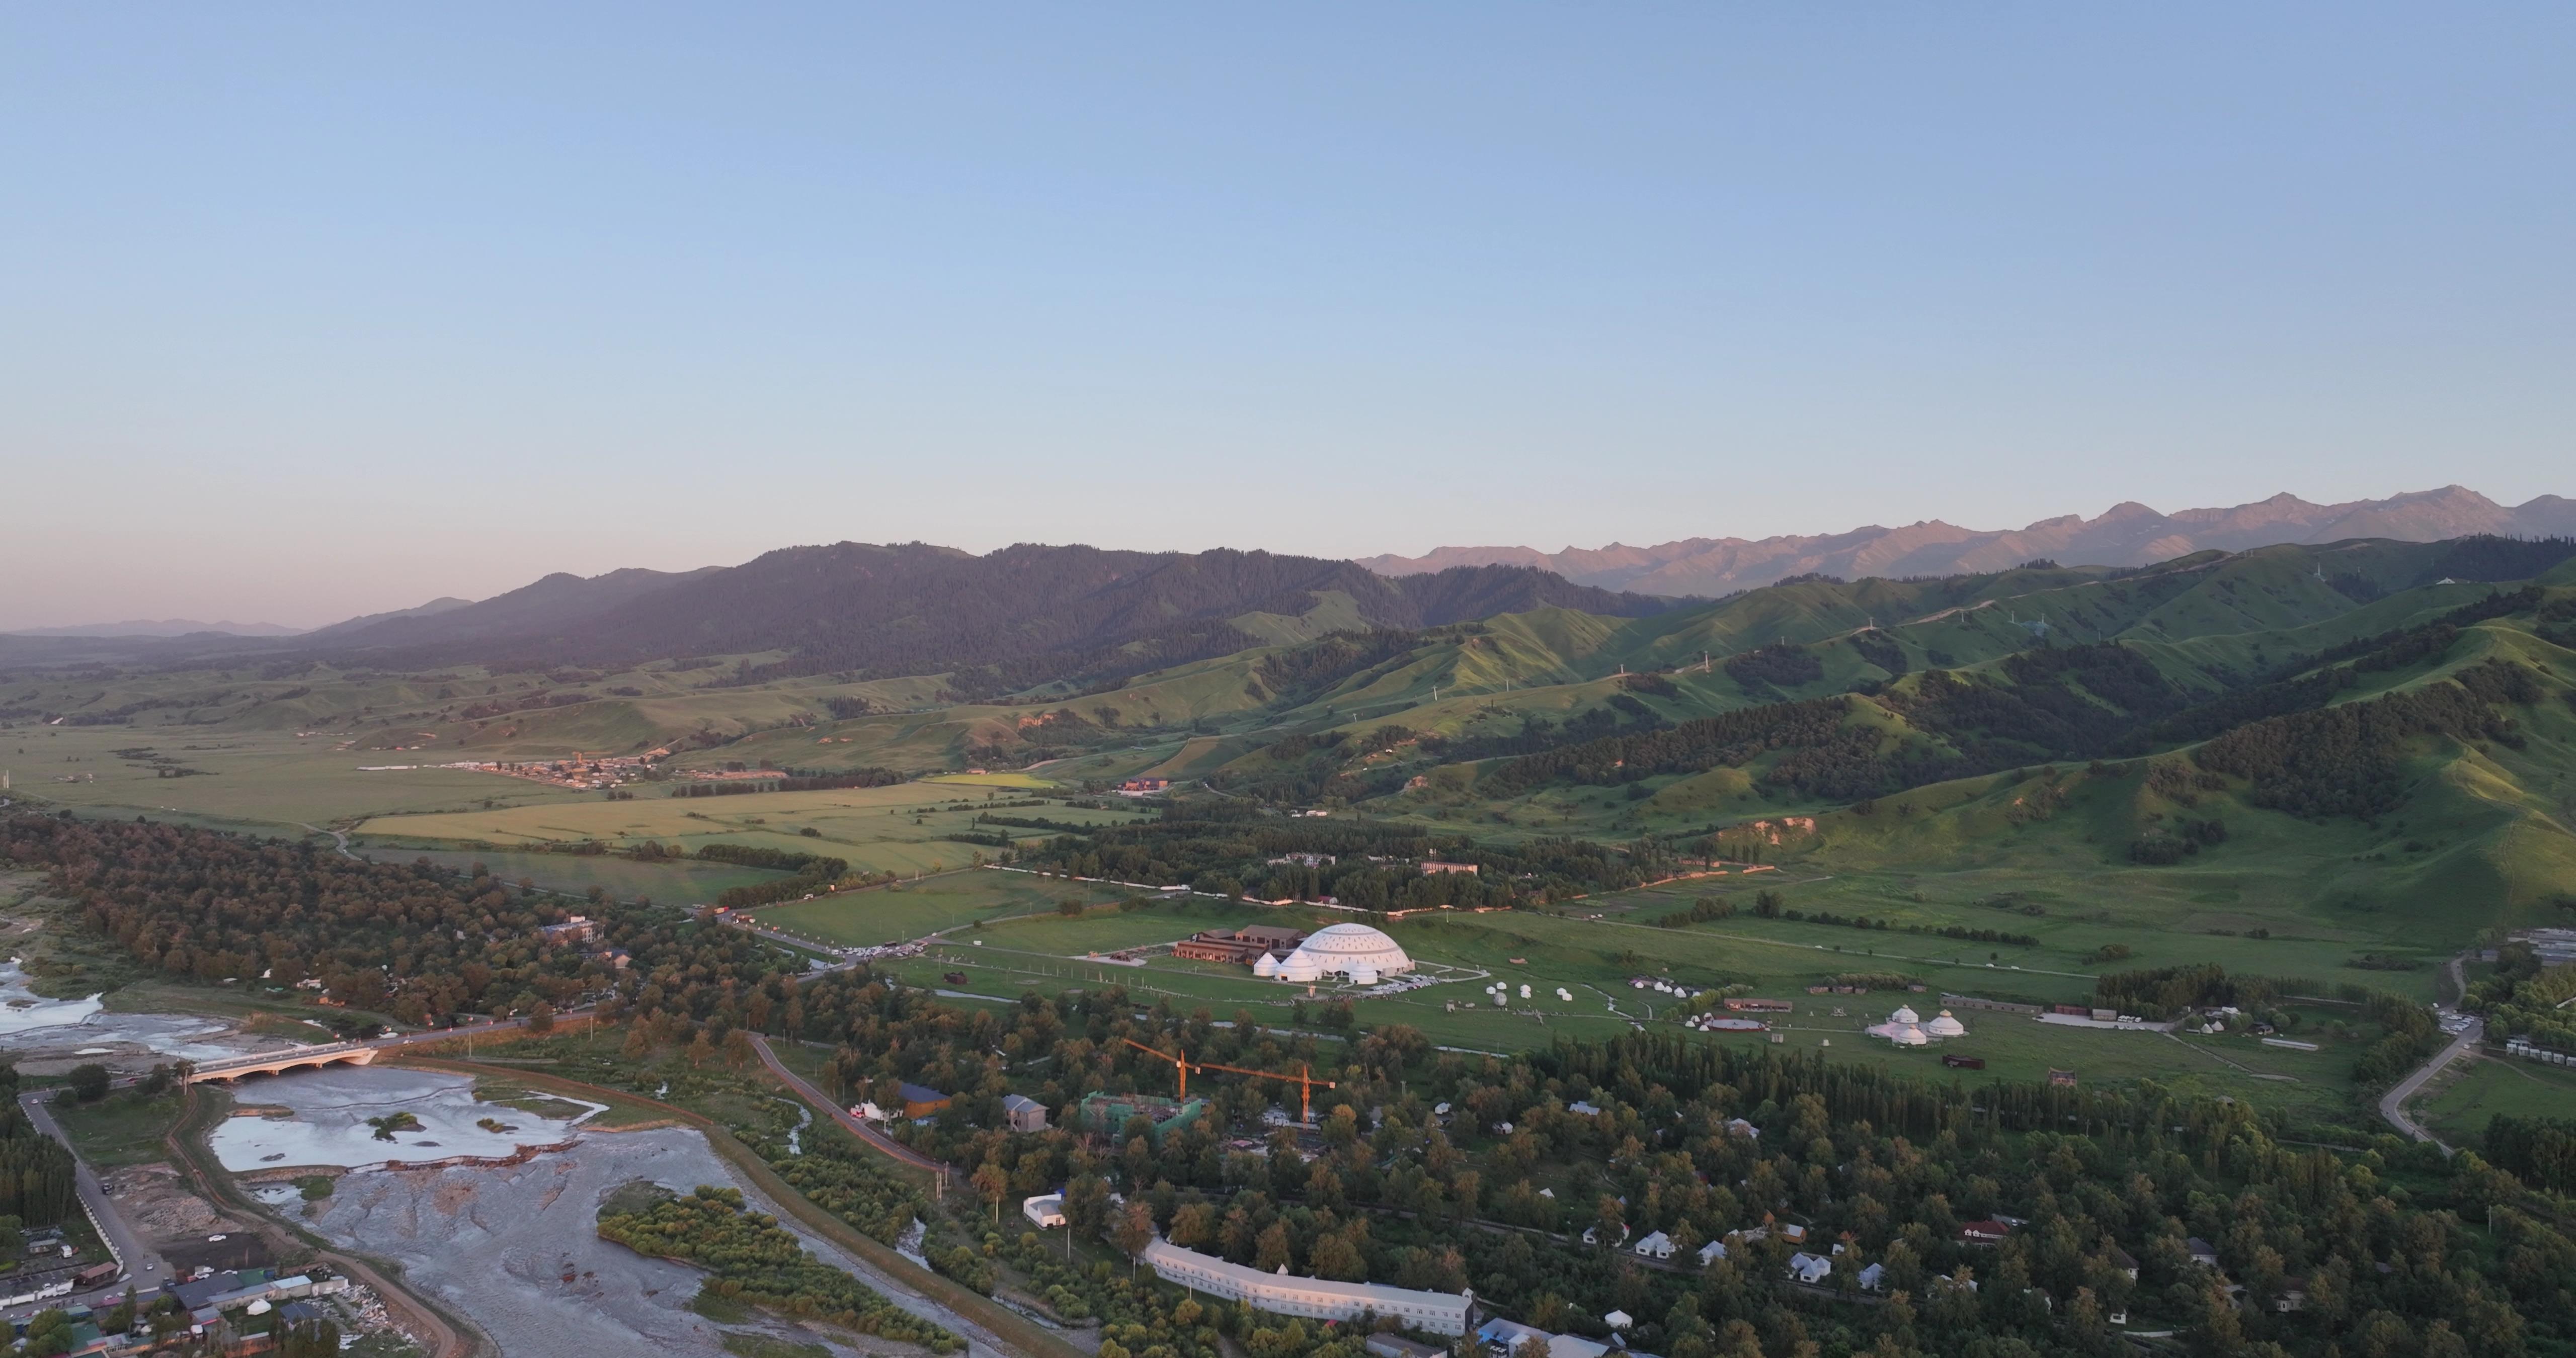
<box><xmin>1724</xmin><ymin>644</ymin><xmax>1826</xmax><ymax>694</ymax></box>
<box><xmin>648</xmin><ymin>961</ymin><xmax>2576</xmax><ymax>1358</ymax></box>
<box><xmin>0</xmin><ymin>812</ymin><xmax>799</xmax><ymax>1027</ymax></box>
<box><xmin>1255</xmin><ymin>630</ymin><xmax>1426</xmax><ymax>699</ymax></box>
<box><xmin>597</xmin><ymin>1185</ymin><xmax>961</xmax><ymax>1349</ymax></box>
<box><xmin>1021</xmin><ymin>803</ymin><xmax>1637</xmax><ymax>907</ymax></box>
<box><xmin>921</xmin><ymin>976</ymin><xmax>2574</xmax><ymax>1358</ymax></box>
<box><xmin>2192</xmin><ymin>659</ymin><xmax>2541</xmax><ymax>819</ymax></box>
<box><xmin>1486</xmin><ymin>698</ymin><xmax>1854</xmax><ymax>796</ymax></box>
<box><xmin>1656</xmin><ymin>895</ymin><xmax>1738</xmax><ymax>927</ymax></box>
<box><xmin>767</xmin><ymin>1124</ymin><xmax>933</xmax><ymax>1244</ymax></box>
<box><xmin>773</xmin><ymin>768</ymin><xmax>905</xmax><ymax>791</ymax></box>
<box><xmin>2481</xmin><ymin>1115</ymin><xmax>2576</xmax><ymax>1196</ymax></box>
<box><xmin>2462</xmin><ymin>941</ymin><xmax>2576</xmax><ymax>1056</ymax></box>
<box><xmin>2128</xmin><ymin>817</ymin><xmax>2229</xmax><ymax>865</ymax></box>
<box><xmin>1848</xmin><ymin>630</ymin><xmax>1908</xmax><ymax>675</ymax></box>
<box><xmin>0</xmin><ymin>1106</ymin><xmax>77</xmax><ymax>1225</ymax></box>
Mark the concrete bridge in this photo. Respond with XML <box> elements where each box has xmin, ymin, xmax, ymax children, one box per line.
<box><xmin>184</xmin><ymin>1042</ymin><xmax>380</xmax><ymax>1084</ymax></box>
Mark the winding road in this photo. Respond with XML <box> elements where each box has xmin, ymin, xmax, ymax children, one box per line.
<box><xmin>2379</xmin><ymin>955</ymin><xmax>2480</xmax><ymax>1151</ymax></box>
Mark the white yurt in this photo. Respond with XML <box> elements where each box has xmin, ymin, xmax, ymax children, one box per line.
<box><xmin>1278</xmin><ymin>952</ymin><xmax>1322</xmax><ymax>983</ymax></box>
<box><xmin>1252</xmin><ymin>952</ymin><xmax>1280</xmax><ymax>978</ymax></box>
<box><xmin>1925</xmin><ymin>1009</ymin><xmax>1967</xmax><ymax>1038</ymax></box>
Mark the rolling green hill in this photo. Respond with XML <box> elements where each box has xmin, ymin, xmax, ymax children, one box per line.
<box><xmin>6</xmin><ymin>534</ymin><xmax>2570</xmax><ymax>949</ymax></box>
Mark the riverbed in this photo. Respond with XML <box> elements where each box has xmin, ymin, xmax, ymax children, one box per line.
<box><xmin>0</xmin><ymin>960</ymin><xmax>280</xmax><ymax>1064</ymax></box>
<box><xmin>208</xmin><ymin>1066</ymin><xmax>603</xmax><ymax>1171</ymax></box>
<box><xmin>237</xmin><ymin>1067</ymin><xmax>1003</xmax><ymax>1358</ymax></box>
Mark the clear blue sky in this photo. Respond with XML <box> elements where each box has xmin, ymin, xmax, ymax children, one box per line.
<box><xmin>3</xmin><ymin>3</ymin><xmax>2569</xmax><ymax>628</ymax></box>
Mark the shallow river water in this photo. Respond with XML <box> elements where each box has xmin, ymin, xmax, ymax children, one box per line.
<box><xmin>0</xmin><ymin>960</ymin><xmax>269</xmax><ymax>1062</ymax></box>
<box><xmin>238</xmin><ymin>1067</ymin><xmax>1001</xmax><ymax>1358</ymax></box>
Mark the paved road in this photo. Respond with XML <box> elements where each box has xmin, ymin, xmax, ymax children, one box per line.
<box><xmin>748</xmin><ymin>1034</ymin><xmax>948</xmax><ymax>1174</ymax></box>
<box><xmin>12</xmin><ymin>1091</ymin><xmax>165</xmax><ymax>1321</ymax></box>
<box><xmin>2380</xmin><ymin>955</ymin><xmax>2482</xmax><ymax>1150</ymax></box>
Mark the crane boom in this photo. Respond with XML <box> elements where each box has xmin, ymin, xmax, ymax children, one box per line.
<box><xmin>1116</xmin><ymin>1039</ymin><xmax>1337</xmax><ymax>1123</ymax></box>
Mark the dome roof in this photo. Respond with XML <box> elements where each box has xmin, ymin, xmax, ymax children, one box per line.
<box><xmin>1278</xmin><ymin>923</ymin><xmax>1414</xmax><ymax>977</ymax></box>
<box><xmin>1887</xmin><ymin>1005</ymin><xmax>1921</xmax><ymax>1025</ymax></box>
<box><xmin>1886</xmin><ymin>1024</ymin><xmax>1929</xmax><ymax>1046</ymax></box>
<box><xmin>1924</xmin><ymin>1010</ymin><xmax>1966</xmax><ymax>1037</ymax></box>
<box><xmin>1278</xmin><ymin>953</ymin><xmax>1321</xmax><ymax>983</ymax></box>
<box><xmin>1252</xmin><ymin>953</ymin><xmax>1279</xmax><ymax>978</ymax></box>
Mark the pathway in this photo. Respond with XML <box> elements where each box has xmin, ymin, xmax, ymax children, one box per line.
<box><xmin>2380</xmin><ymin>955</ymin><xmax>2482</xmax><ymax>1151</ymax></box>
<box><xmin>748</xmin><ymin>1033</ymin><xmax>949</xmax><ymax>1174</ymax></box>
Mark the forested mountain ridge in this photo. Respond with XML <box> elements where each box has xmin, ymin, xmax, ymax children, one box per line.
<box><xmin>307</xmin><ymin>542</ymin><xmax>1679</xmax><ymax>693</ymax></box>
<box><xmin>1359</xmin><ymin>485</ymin><xmax>2576</xmax><ymax>596</ymax></box>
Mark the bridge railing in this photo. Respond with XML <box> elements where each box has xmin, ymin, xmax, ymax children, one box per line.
<box><xmin>188</xmin><ymin>1041</ymin><xmax>371</xmax><ymax>1072</ymax></box>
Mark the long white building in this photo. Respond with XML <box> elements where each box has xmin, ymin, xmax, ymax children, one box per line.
<box><xmin>1140</xmin><ymin>1239</ymin><xmax>1474</xmax><ymax>1335</ymax></box>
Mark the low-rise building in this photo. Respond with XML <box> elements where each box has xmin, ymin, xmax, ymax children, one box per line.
<box><xmin>1022</xmin><ymin>1195</ymin><xmax>1067</xmax><ymax>1229</ymax></box>
<box><xmin>1142</xmin><ymin>1239</ymin><xmax>1472</xmax><ymax>1335</ymax></box>
<box><xmin>1001</xmin><ymin>1093</ymin><xmax>1050</xmax><ymax>1132</ymax></box>
<box><xmin>1787</xmin><ymin>1252</ymin><xmax>1835</xmax><ymax>1286</ymax></box>
<box><xmin>536</xmin><ymin>916</ymin><xmax>598</xmax><ymax>946</ymax></box>
<box><xmin>1420</xmin><ymin>861</ymin><xmax>1479</xmax><ymax>876</ymax></box>
<box><xmin>1173</xmin><ymin>925</ymin><xmax>1309</xmax><ymax>966</ymax></box>
<box><xmin>897</xmin><ymin>1083</ymin><xmax>951</xmax><ymax>1119</ymax></box>
<box><xmin>1632</xmin><ymin>1231</ymin><xmax>1674</xmax><ymax>1260</ymax></box>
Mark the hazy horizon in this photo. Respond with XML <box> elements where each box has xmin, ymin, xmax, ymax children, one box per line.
<box><xmin>6</xmin><ymin>3</ymin><xmax>2570</xmax><ymax>629</ymax></box>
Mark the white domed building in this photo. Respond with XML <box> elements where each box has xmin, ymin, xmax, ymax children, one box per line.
<box><xmin>1270</xmin><ymin>923</ymin><xmax>1413</xmax><ymax>984</ymax></box>
<box><xmin>1924</xmin><ymin>1009</ymin><xmax>1967</xmax><ymax>1038</ymax></box>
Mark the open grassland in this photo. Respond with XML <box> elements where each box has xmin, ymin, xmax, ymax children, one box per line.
<box><xmin>796</xmin><ymin>879</ymin><xmax>2399</xmax><ymax>1128</ymax></box>
<box><xmin>922</xmin><ymin>771</ymin><xmax>1059</xmax><ymax>788</ymax></box>
<box><xmin>355</xmin><ymin>782</ymin><xmax>1155</xmax><ymax>877</ymax></box>
<box><xmin>3</xmin><ymin>724</ymin><xmax>591</xmax><ymax>832</ymax></box>
<box><xmin>2411</xmin><ymin>1054</ymin><xmax>2576</xmax><ymax>1145</ymax></box>
<box><xmin>366</xmin><ymin>847</ymin><xmax>791</xmax><ymax>904</ymax></box>
<box><xmin>49</xmin><ymin>1088</ymin><xmax>186</xmax><ymax>1167</ymax></box>
<box><xmin>746</xmin><ymin>870</ymin><xmax>1140</xmax><ymax>947</ymax></box>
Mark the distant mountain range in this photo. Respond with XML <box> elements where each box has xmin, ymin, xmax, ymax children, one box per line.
<box><xmin>2</xmin><ymin>619</ymin><xmax>305</xmax><ymax>638</ymax></box>
<box><xmin>1355</xmin><ymin>486</ymin><xmax>2576</xmax><ymax>597</ymax></box>
<box><xmin>306</xmin><ymin>543</ymin><xmax>1676</xmax><ymax>694</ymax></box>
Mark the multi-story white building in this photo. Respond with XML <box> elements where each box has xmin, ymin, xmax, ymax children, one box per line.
<box><xmin>1141</xmin><ymin>1240</ymin><xmax>1473</xmax><ymax>1335</ymax></box>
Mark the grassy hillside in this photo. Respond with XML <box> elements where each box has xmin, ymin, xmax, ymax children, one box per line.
<box><xmin>7</xmin><ymin>534</ymin><xmax>2570</xmax><ymax>958</ymax></box>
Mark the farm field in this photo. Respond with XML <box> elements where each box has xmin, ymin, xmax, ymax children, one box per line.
<box><xmin>2410</xmin><ymin>1053</ymin><xmax>2576</xmax><ymax>1145</ymax></box>
<box><xmin>354</xmin><ymin>783</ymin><xmax>1155</xmax><ymax>877</ymax></box>
<box><xmin>4</xmin><ymin>725</ymin><xmax>592</xmax><ymax>833</ymax></box>
<box><xmin>745</xmin><ymin>870</ymin><xmax>1142</xmax><ymax>948</ymax></box>
<box><xmin>378</xmin><ymin>847</ymin><xmax>791</xmax><ymax>906</ymax></box>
